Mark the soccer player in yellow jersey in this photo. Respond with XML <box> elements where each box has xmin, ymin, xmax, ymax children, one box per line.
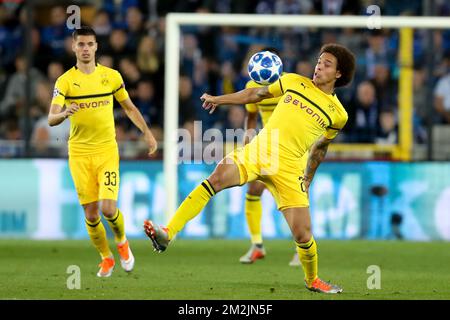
<box><xmin>144</xmin><ymin>43</ymin><xmax>355</xmax><ymax>293</ymax></box>
<box><xmin>239</xmin><ymin>49</ymin><xmax>306</xmax><ymax>266</ymax></box>
<box><xmin>48</xmin><ymin>27</ymin><xmax>157</xmax><ymax>278</ymax></box>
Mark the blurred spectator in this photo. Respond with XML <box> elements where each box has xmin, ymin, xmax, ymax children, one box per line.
<box><xmin>28</xmin><ymin>27</ymin><xmax>53</xmax><ymax>74</ymax></box>
<box><xmin>375</xmin><ymin>109</ymin><xmax>398</xmax><ymax>144</ymax></box>
<box><xmin>412</xmin><ymin>67</ymin><xmax>428</xmax><ymax>143</ymax></box>
<box><xmin>433</xmin><ymin>53</ymin><xmax>450</xmax><ymax>124</ymax></box>
<box><xmin>313</xmin><ymin>0</ymin><xmax>359</xmax><ymax>15</ymax></box>
<box><xmin>27</xmin><ymin>80</ymin><xmax>52</xmax><ymax>127</ymax></box>
<box><xmin>105</xmin><ymin>29</ymin><xmax>133</xmax><ymax>69</ymax></box>
<box><xmin>275</xmin><ymin>0</ymin><xmax>313</xmax><ymax>14</ymax></box>
<box><xmin>97</xmin><ymin>55</ymin><xmax>114</xmax><ymax>68</ymax></box>
<box><xmin>0</xmin><ymin>54</ymin><xmax>44</xmax><ymax>119</ymax></box>
<box><xmin>365</xmin><ymin>30</ymin><xmax>390</xmax><ymax>79</ymax></box>
<box><xmin>222</xmin><ymin>105</ymin><xmax>246</xmax><ymax>143</ymax></box>
<box><xmin>431</xmin><ymin>31</ymin><xmax>449</xmax><ymax>78</ymax></box>
<box><xmin>189</xmin><ymin>7</ymin><xmax>216</xmax><ymax>60</ymax></box>
<box><xmin>369</xmin><ymin>63</ymin><xmax>397</xmax><ymax>110</ymax></box>
<box><xmin>47</xmin><ymin>61</ymin><xmax>64</xmax><ymax>86</ymax></box>
<box><xmin>136</xmin><ymin>36</ymin><xmax>160</xmax><ymax>76</ymax></box>
<box><xmin>179</xmin><ymin>75</ymin><xmax>196</xmax><ymax>126</ymax></box>
<box><xmin>2</xmin><ymin>117</ymin><xmax>21</xmax><ymax>140</ymax></box>
<box><xmin>346</xmin><ymin>81</ymin><xmax>380</xmax><ymax>143</ymax></box>
<box><xmin>191</xmin><ymin>57</ymin><xmax>223</xmax><ymax>129</ymax></box>
<box><xmin>437</xmin><ymin>0</ymin><xmax>450</xmax><ymax>16</ymax></box>
<box><xmin>216</xmin><ymin>27</ymin><xmax>240</xmax><ymax>64</ymax></box>
<box><xmin>337</xmin><ymin>27</ymin><xmax>365</xmax><ymax>59</ymax></box>
<box><xmin>118</xmin><ymin>57</ymin><xmax>141</xmax><ymax>98</ymax></box>
<box><xmin>134</xmin><ymin>80</ymin><xmax>161</xmax><ymax>127</ymax></box>
<box><xmin>383</xmin><ymin>0</ymin><xmax>422</xmax><ymax>15</ymax></box>
<box><xmin>92</xmin><ymin>9</ymin><xmax>112</xmax><ymax>49</ymax></box>
<box><xmin>125</xmin><ymin>7</ymin><xmax>146</xmax><ymax>52</ymax></box>
<box><xmin>255</xmin><ymin>0</ymin><xmax>275</xmax><ymax>14</ymax></box>
<box><xmin>102</xmin><ymin>0</ymin><xmax>141</xmax><ymax>24</ymax></box>
<box><xmin>0</xmin><ymin>6</ymin><xmax>35</xmax><ymax>73</ymax></box>
<box><xmin>181</xmin><ymin>33</ymin><xmax>201</xmax><ymax>78</ymax></box>
<box><xmin>60</xmin><ymin>36</ymin><xmax>76</xmax><ymax>70</ymax></box>
<box><xmin>40</xmin><ymin>6</ymin><xmax>71</xmax><ymax>57</ymax></box>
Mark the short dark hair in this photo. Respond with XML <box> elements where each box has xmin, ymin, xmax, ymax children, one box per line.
<box><xmin>72</xmin><ymin>26</ymin><xmax>97</xmax><ymax>40</ymax></box>
<box><xmin>319</xmin><ymin>43</ymin><xmax>356</xmax><ymax>87</ymax></box>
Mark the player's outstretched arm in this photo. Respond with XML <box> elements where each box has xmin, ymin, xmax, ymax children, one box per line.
<box><xmin>48</xmin><ymin>103</ymin><xmax>79</xmax><ymax>126</ymax></box>
<box><xmin>119</xmin><ymin>98</ymin><xmax>157</xmax><ymax>156</ymax></box>
<box><xmin>302</xmin><ymin>135</ymin><xmax>333</xmax><ymax>191</ymax></box>
<box><xmin>200</xmin><ymin>87</ymin><xmax>273</xmax><ymax>114</ymax></box>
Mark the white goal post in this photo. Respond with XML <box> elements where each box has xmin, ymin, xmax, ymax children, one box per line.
<box><xmin>164</xmin><ymin>13</ymin><xmax>450</xmax><ymax>218</ymax></box>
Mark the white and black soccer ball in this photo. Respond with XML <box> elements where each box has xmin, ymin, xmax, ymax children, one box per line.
<box><xmin>247</xmin><ymin>51</ymin><xmax>283</xmax><ymax>85</ymax></box>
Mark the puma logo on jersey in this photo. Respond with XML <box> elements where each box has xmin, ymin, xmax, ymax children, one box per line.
<box><xmin>73</xmin><ymin>83</ymin><xmax>80</xmax><ymax>87</ymax></box>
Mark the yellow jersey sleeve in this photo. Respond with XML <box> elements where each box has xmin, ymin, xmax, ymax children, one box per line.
<box><xmin>268</xmin><ymin>78</ymin><xmax>284</xmax><ymax>98</ymax></box>
<box><xmin>112</xmin><ymin>71</ymin><xmax>129</xmax><ymax>102</ymax></box>
<box><xmin>268</xmin><ymin>73</ymin><xmax>298</xmax><ymax>98</ymax></box>
<box><xmin>323</xmin><ymin>111</ymin><xmax>348</xmax><ymax>140</ymax></box>
<box><xmin>51</xmin><ymin>76</ymin><xmax>69</xmax><ymax>107</ymax></box>
<box><xmin>245</xmin><ymin>80</ymin><xmax>258</xmax><ymax>113</ymax></box>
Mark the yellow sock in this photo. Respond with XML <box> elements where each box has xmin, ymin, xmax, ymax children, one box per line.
<box><xmin>245</xmin><ymin>194</ymin><xmax>263</xmax><ymax>244</ymax></box>
<box><xmin>105</xmin><ymin>209</ymin><xmax>126</xmax><ymax>244</ymax></box>
<box><xmin>295</xmin><ymin>236</ymin><xmax>318</xmax><ymax>286</ymax></box>
<box><xmin>167</xmin><ymin>179</ymin><xmax>215</xmax><ymax>240</ymax></box>
<box><xmin>85</xmin><ymin>216</ymin><xmax>112</xmax><ymax>259</ymax></box>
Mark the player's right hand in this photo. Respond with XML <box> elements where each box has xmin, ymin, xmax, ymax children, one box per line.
<box><xmin>64</xmin><ymin>102</ymin><xmax>80</xmax><ymax>118</ymax></box>
<box><xmin>144</xmin><ymin>131</ymin><xmax>158</xmax><ymax>156</ymax></box>
<box><xmin>200</xmin><ymin>93</ymin><xmax>218</xmax><ymax>114</ymax></box>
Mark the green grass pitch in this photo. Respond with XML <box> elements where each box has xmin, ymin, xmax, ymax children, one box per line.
<box><xmin>0</xmin><ymin>239</ymin><xmax>449</xmax><ymax>300</ymax></box>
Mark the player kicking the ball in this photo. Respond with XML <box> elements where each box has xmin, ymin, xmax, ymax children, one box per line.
<box><xmin>49</xmin><ymin>26</ymin><xmax>157</xmax><ymax>277</ymax></box>
<box><xmin>144</xmin><ymin>43</ymin><xmax>355</xmax><ymax>293</ymax></box>
<box><xmin>239</xmin><ymin>47</ymin><xmax>305</xmax><ymax>266</ymax></box>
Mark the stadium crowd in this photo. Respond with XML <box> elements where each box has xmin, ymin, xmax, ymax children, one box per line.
<box><xmin>0</xmin><ymin>0</ymin><xmax>450</xmax><ymax>158</ymax></box>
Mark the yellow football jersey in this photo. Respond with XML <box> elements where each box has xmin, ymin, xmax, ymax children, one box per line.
<box><xmin>51</xmin><ymin>64</ymin><xmax>129</xmax><ymax>156</ymax></box>
<box><xmin>245</xmin><ymin>80</ymin><xmax>280</xmax><ymax>126</ymax></box>
<box><xmin>250</xmin><ymin>73</ymin><xmax>348</xmax><ymax>164</ymax></box>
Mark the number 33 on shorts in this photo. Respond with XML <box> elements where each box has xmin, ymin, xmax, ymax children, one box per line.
<box><xmin>100</xmin><ymin>170</ymin><xmax>119</xmax><ymax>200</ymax></box>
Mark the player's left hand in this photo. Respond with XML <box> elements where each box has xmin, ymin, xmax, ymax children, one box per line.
<box><xmin>144</xmin><ymin>131</ymin><xmax>158</xmax><ymax>156</ymax></box>
<box><xmin>200</xmin><ymin>93</ymin><xmax>218</xmax><ymax>114</ymax></box>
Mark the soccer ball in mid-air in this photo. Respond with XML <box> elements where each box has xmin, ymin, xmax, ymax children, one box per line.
<box><xmin>247</xmin><ymin>51</ymin><xmax>283</xmax><ymax>85</ymax></box>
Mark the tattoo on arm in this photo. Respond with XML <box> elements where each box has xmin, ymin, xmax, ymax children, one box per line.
<box><xmin>304</xmin><ymin>136</ymin><xmax>332</xmax><ymax>182</ymax></box>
